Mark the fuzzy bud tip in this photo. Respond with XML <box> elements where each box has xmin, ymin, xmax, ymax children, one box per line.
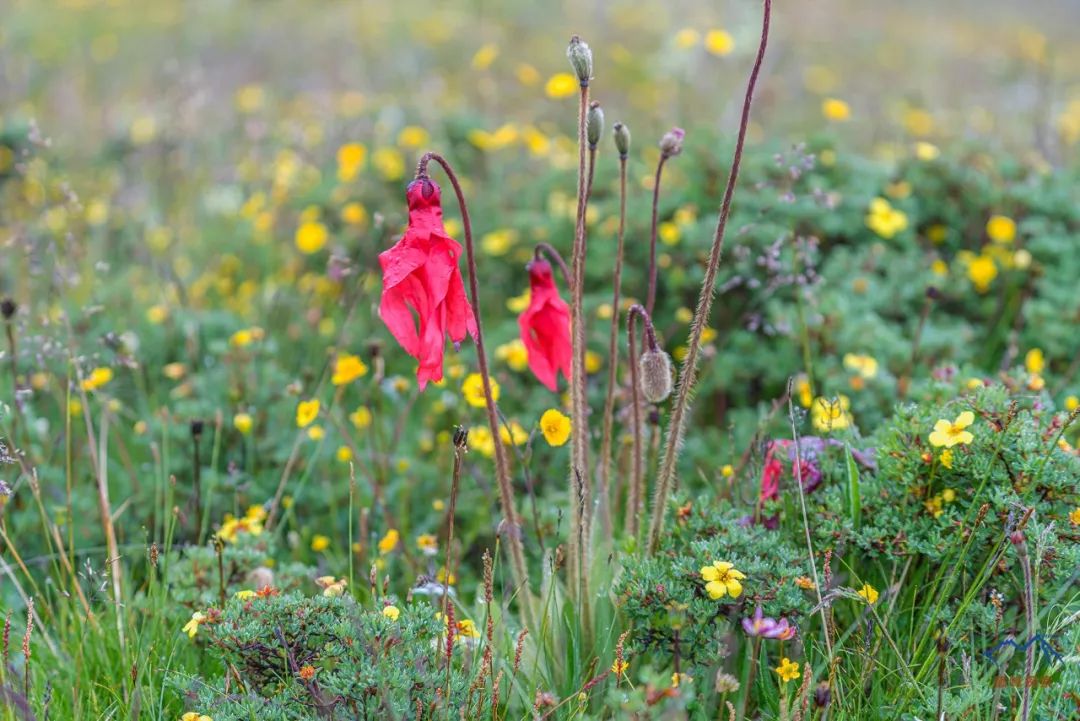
<box><xmin>613</xmin><ymin>122</ymin><xmax>630</xmax><ymax>157</ymax></box>
<box><xmin>639</xmin><ymin>349</ymin><xmax>674</xmax><ymax>404</ymax></box>
<box><xmin>587</xmin><ymin>101</ymin><xmax>604</xmax><ymax>148</ymax></box>
<box><xmin>659</xmin><ymin>127</ymin><xmax>685</xmax><ymax>157</ymax></box>
<box><xmin>566</xmin><ymin>35</ymin><xmax>593</xmax><ymax>86</ymax></box>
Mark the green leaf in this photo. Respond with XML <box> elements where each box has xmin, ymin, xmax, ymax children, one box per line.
<box><xmin>845</xmin><ymin>445</ymin><xmax>861</xmax><ymax>530</ymax></box>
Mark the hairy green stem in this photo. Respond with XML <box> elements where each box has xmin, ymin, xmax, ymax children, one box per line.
<box><xmin>646</xmin><ymin>0</ymin><xmax>771</xmax><ymax>554</ymax></box>
<box><xmin>597</xmin><ymin>154</ymin><xmax>628</xmax><ymax>540</ymax></box>
<box><xmin>417</xmin><ymin>152</ymin><xmax>537</xmax><ymax>632</ymax></box>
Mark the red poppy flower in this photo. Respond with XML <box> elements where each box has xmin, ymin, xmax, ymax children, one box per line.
<box><xmin>517</xmin><ymin>258</ymin><xmax>571</xmax><ymax>391</ymax></box>
<box><xmin>379</xmin><ymin>179</ymin><xmax>477</xmax><ymax>389</ymax></box>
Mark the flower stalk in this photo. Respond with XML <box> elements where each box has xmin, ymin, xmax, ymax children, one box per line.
<box><xmin>597</xmin><ymin>127</ymin><xmax>629</xmax><ymax>539</ymax></box>
<box><xmin>625</xmin><ymin>304</ymin><xmax>658</xmax><ymax>539</ymax></box>
<box><xmin>415</xmin><ymin>152</ymin><xmax>536</xmax><ymax>631</ymax></box>
<box><xmin>646</xmin><ymin>0</ymin><xmax>772</xmax><ymax>554</ymax></box>
<box><xmin>566</xmin><ymin>35</ymin><xmax>593</xmax><ymax>608</ymax></box>
<box><xmin>646</xmin><ymin>128</ymin><xmax>683</xmax><ymax>317</ymax></box>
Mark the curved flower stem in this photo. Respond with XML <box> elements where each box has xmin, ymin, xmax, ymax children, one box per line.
<box><xmin>416</xmin><ymin>152</ymin><xmax>537</xmax><ymax>631</ymax></box>
<box><xmin>646</xmin><ymin>0</ymin><xmax>771</xmax><ymax>555</ymax></box>
<box><xmin>597</xmin><ymin>154</ymin><xmax>628</xmax><ymax>540</ymax></box>
<box><xmin>645</xmin><ymin>153</ymin><xmax>670</xmax><ymax>318</ymax></box>
<box><xmin>568</xmin><ymin>79</ymin><xmax>592</xmax><ymax>610</ymax></box>
<box><xmin>586</xmin><ymin>146</ymin><xmax>598</xmax><ymax>202</ymax></box>
<box><xmin>533</xmin><ymin>243</ymin><xmax>573</xmax><ymax>289</ymax></box>
<box><xmin>625</xmin><ymin>304</ymin><xmax>658</xmax><ymax>539</ymax></box>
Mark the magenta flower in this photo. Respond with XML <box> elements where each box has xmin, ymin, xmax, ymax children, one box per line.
<box><xmin>741</xmin><ymin>606</ymin><xmax>796</xmax><ymax>640</ymax></box>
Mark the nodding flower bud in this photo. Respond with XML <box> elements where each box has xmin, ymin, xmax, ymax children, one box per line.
<box><xmin>814</xmin><ymin>682</ymin><xmax>831</xmax><ymax>709</ymax></box>
<box><xmin>639</xmin><ymin>348</ymin><xmax>674</xmax><ymax>404</ymax></box>
<box><xmin>659</xmin><ymin>127</ymin><xmax>685</xmax><ymax>157</ymax></box>
<box><xmin>566</xmin><ymin>35</ymin><xmax>593</xmax><ymax>86</ymax></box>
<box><xmin>587</xmin><ymin>101</ymin><xmax>604</xmax><ymax>149</ymax></box>
<box><xmin>613</xmin><ymin>122</ymin><xmax>630</xmax><ymax>157</ymax></box>
<box><xmin>0</xmin><ymin>298</ymin><xmax>16</xmax><ymax>320</ymax></box>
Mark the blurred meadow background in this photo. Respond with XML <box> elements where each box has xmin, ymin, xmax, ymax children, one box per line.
<box><xmin>2</xmin><ymin>0</ymin><xmax>1080</xmax><ymax>719</ymax></box>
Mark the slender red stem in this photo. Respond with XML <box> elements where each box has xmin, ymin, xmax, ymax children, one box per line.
<box><xmin>647</xmin><ymin>0</ymin><xmax>772</xmax><ymax>554</ymax></box>
<box><xmin>416</xmin><ymin>152</ymin><xmax>536</xmax><ymax>630</ymax></box>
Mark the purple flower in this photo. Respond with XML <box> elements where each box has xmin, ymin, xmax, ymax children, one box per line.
<box><xmin>741</xmin><ymin>606</ymin><xmax>796</xmax><ymax>640</ymax></box>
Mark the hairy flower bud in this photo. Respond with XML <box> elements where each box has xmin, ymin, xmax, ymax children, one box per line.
<box><xmin>639</xmin><ymin>348</ymin><xmax>674</xmax><ymax>404</ymax></box>
<box><xmin>566</xmin><ymin>35</ymin><xmax>593</xmax><ymax>86</ymax></box>
<box><xmin>659</xmin><ymin>127</ymin><xmax>685</xmax><ymax>157</ymax></box>
<box><xmin>587</xmin><ymin>101</ymin><xmax>604</xmax><ymax>149</ymax></box>
<box><xmin>814</xmin><ymin>681</ymin><xmax>831</xmax><ymax>709</ymax></box>
<box><xmin>0</xmin><ymin>298</ymin><xmax>16</xmax><ymax>320</ymax></box>
<box><xmin>613</xmin><ymin>122</ymin><xmax>630</xmax><ymax>157</ymax></box>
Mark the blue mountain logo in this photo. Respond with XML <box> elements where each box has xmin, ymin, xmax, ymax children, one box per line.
<box><xmin>982</xmin><ymin>634</ymin><xmax>1063</xmax><ymax>666</ymax></box>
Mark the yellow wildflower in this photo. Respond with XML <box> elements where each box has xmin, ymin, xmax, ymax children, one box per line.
<box><xmin>311</xmin><ymin>535</ymin><xmax>330</xmax><ymax>552</ymax></box>
<box><xmin>940</xmin><ymin>449</ymin><xmax>954</xmax><ymax>469</ymax></box>
<box><xmin>182</xmin><ymin>611</ymin><xmax>206</xmax><ymax>639</ymax></box>
<box><xmin>82</xmin><ymin>367</ymin><xmax>114</xmax><ymax>392</ymax></box>
<box><xmin>929</xmin><ymin>411</ymin><xmax>975</xmax><ymax>448</ymax></box>
<box><xmin>967</xmin><ymin>255</ymin><xmax>997</xmax><ymax>293</ymax></box>
<box><xmin>1024</xmin><ymin>348</ymin><xmax>1044</xmax><ymax>374</ymax></box>
<box><xmin>495</xmin><ymin>339</ymin><xmax>529</xmax><ymax>372</ymax></box>
<box><xmin>774</xmin><ymin>657</ymin><xmax>801</xmax><ymax>684</ymax></box>
<box><xmin>416</xmin><ymin>533</ymin><xmax>438</xmax><ymax>555</ymax></box>
<box><xmin>822</xmin><ymin>98</ymin><xmax>850</xmax><ymax>122</ymax></box>
<box><xmin>296</xmin><ymin>399</ymin><xmax>320</xmax><ymax>428</ymax></box>
<box><xmin>378</xmin><ymin>529</ymin><xmax>400</xmax><ymax>554</ymax></box>
<box><xmin>704</xmin><ymin>29</ymin><xmax>734</xmax><ymax>56</ymax></box>
<box><xmin>382</xmin><ymin>605</ymin><xmax>400</xmax><ymax>621</ymax></box>
<box><xmin>544</xmin><ymin>73</ymin><xmax>577</xmax><ymax>99</ymax></box>
<box><xmin>811</xmin><ymin>395</ymin><xmax>852</xmax><ymax>433</ymax></box>
<box><xmin>540</xmin><ymin>409</ymin><xmax>572</xmax><ymax>447</ymax></box>
<box><xmin>397</xmin><ymin>125</ymin><xmax>430</xmax><ymax>149</ymax></box>
<box><xmin>986</xmin><ymin>215</ymin><xmax>1016</xmax><ymax>243</ymax></box>
<box><xmin>843</xmin><ymin>353</ymin><xmax>879</xmax><ymax>379</ymax></box>
<box><xmin>499</xmin><ymin>420</ymin><xmax>529</xmax><ymax>447</ymax></box>
<box><xmin>462</xmin><ymin>373</ymin><xmax>498</xmax><ymax>408</ymax></box>
<box><xmin>295</xmin><ymin>221</ymin><xmax>328</xmax><ymax>254</ymax></box>
<box><xmin>857</xmin><ymin>583</ymin><xmax>879</xmax><ymax>604</ymax></box>
<box><xmin>673</xmin><ymin>28</ymin><xmax>700</xmax><ymax>49</ymax></box>
<box><xmin>350</xmin><ymin>406</ymin><xmax>372</xmax><ymax>430</ymax></box>
<box><xmin>700</xmin><ymin>561</ymin><xmax>746</xmax><ymax>599</ymax></box>
<box><xmin>233</xmin><ymin>412</ymin><xmax>253</xmax><ymax>435</ymax></box>
<box><xmin>865</xmin><ymin>197</ymin><xmax>908</xmax><ymax>239</ymax></box>
<box><xmin>332</xmin><ymin>354</ymin><xmax>368</xmax><ymax>385</ymax></box>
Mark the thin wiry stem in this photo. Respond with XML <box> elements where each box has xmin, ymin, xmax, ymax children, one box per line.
<box><xmin>416</xmin><ymin>152</ymin><xmax>537</xmax><ymax>632</ymax></box>
<box><xmin>645</xmin><ymin>154</ymin><xmax>669</xmax><ymax>318</ymax></box>
<box><xmin>647</xmin><ymin>0</ymin><xmax>771</xmax><ymax>554</ymax></box>
<box><xmin>568</xmin><ymin>80</ymin><xmax>592</xmax><ymax>608</ymax></box>
<box><xmin>597</xmin><ymin>153</ymin><xmax>628</xmax><ymax>539</ymax></box>
<box><xmin>533</xmin><ymin>243</ymin><xmax>573</xmax><ymax>289</ymax></box>
<box><xmin>1017</xmin><ymin>530</ymin><xmax>1036</xmax><ymax>721</ymax></box>
<box><xmin>625</xmin><ymin>305</ymin><xmax>657</xmax><ymax>539</ymax></box>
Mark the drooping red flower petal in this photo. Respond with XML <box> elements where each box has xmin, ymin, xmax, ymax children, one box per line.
<box><xmin>517</xmin><ymin>258</ymin><xmax>572</xmax><ymax>391</ymax></box>
<box><xmin>379</xmin><ymin>179</ymin><xmax>477</xmax><ymax>389</ymax></box>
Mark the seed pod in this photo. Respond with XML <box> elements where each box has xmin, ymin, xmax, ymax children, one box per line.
<box><xmin>587</xmin><ymin>101</ymin><xmax>604</xmax><ymax>148</ymax></box>
<box><xmin>639</xmin><ymin>348</ymin><xmax>674</xmax><ymax>404</ymax></box>
<box><xmin>566</xmin><ymin>35</ymin><xmax>593</xmax><ymax>86</ymax></box>
<box><xmin>659</xmin><ymin>127</ymin><xmax>685</xmax><ymax>157</ymax></box>
<box><xmin>613</xmin><ymin>122</ymin><xmax>630</xmax><ymax>157</ymax></box>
